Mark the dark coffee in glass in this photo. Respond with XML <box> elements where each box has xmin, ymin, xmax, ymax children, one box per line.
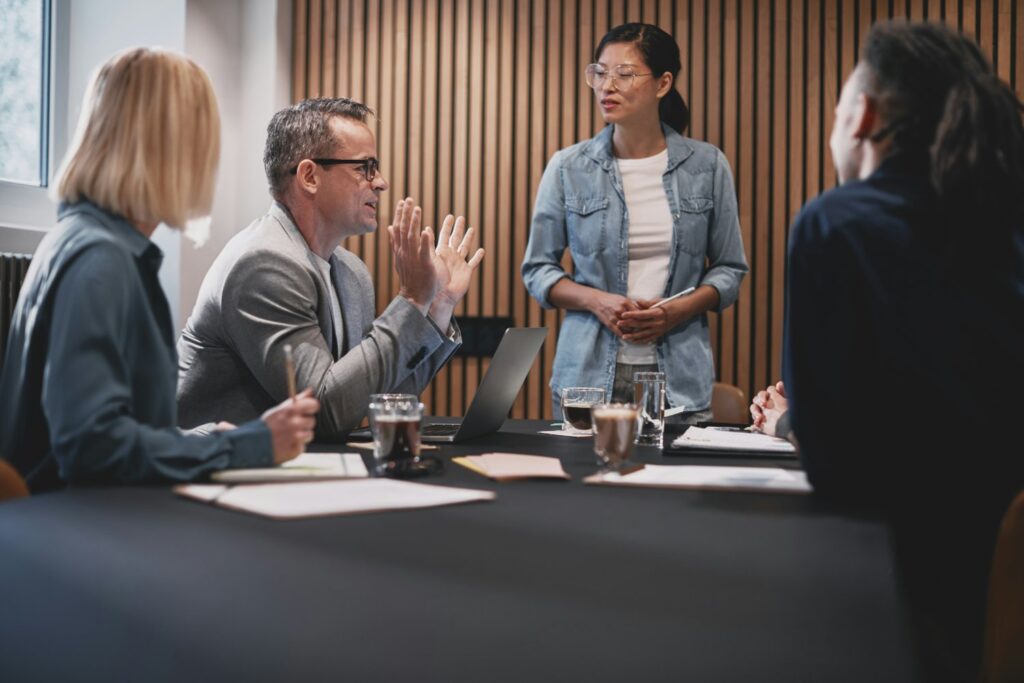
<box><xmin>563</xmin><ymin>404</ymin><xmax>594</xmax><ymax>431</ymax></box>
<box><xmin>369</xmin><ymin>399</ymin><xmax>424</xmax><ymax>476</ymax></box>
<box><xmin>374</xmin><ymin>417</ymin><xmax>421</xmax><ymax>466</ymax></box>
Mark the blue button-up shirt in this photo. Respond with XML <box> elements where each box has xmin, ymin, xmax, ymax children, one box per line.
<box><xmin>0</xmin><ymin>200</ymin><xmax>271</xmax><ymax>491</ymax></box>
<box><xmin>521</xmin><ymin>124</ymin><xmax>748</xmax><ymax>414</ymax></box>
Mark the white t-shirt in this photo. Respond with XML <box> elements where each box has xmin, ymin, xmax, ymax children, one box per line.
<box><xmin>615</xmin><ymin>148</ymin><xmax>672</xmax><ymax>364</ymax></box>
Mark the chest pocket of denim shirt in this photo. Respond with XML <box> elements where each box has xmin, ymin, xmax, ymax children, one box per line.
<box><xmin>565</xmin><ymin>195</ymin><xmax>609</xmax><ymax>257</ymax></box>
<box><xmin>676</xmin><ymin>195</ymin><xmax>713</xmax><ymax>257</ymax></box>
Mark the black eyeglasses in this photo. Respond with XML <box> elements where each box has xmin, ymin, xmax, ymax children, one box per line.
<box><xmin>290</xmin><ymin>157</ymin><xmax>380</xmax><ymax>181</ymax></box>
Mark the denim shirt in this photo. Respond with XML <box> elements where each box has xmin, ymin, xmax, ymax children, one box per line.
<box><xmin>521</xmin><ymin>124</ymin><xmax>748</xmax><ymax>414</ymax></box>
<box><xmin>0</xmin><ymin>200</ymin><xmax>272</xmax><ymax>491</ymax></box>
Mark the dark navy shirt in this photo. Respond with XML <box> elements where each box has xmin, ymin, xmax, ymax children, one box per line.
<box><xmin>0</xmin><ymin>201</ymin><xmax>272</xmax><ymax>491</ymax></box>
<box><xmin>783</xmin><ymin>154</ymin><xmax>1024</xmax><ymax>677</ymax></box>
<box><xmin>784</xmin><ymin>155</ymin><xmax>1024</xmax><ymax>495</ymax></box>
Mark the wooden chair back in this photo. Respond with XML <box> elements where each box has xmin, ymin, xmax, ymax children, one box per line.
<box><xmin>711</xmin><ymin>382</ymin><xmax>748</xmax><ymax>424</ymax></box>
<box><xmin>980</xmin><ymin>489</ymin><xmax>1024</xmax><ymax>683</ymax></box>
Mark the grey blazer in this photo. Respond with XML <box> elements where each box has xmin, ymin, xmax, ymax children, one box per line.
<box><xmin>176</xmin><ymin>203</ymin><xmax>460</xmax><ymax>437</ymax></box>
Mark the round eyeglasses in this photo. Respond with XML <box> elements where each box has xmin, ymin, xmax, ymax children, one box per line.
<box><xmin>584</xmin><ymin>63</ymin><xmax>654</xmax><ymax>92</ymax></box>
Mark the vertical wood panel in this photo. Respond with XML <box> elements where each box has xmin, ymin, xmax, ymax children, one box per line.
<box><xmin>433</xmin><ymin>0</ymin><xmax>453</xmax><ymax>414</ymax></box>
<box><xmin>753</xmin><ymin>0</ymin><xmax>772</xmax><ymax>393</ymax></box>
<box><xmin>996</xmin><ymin>0</ymin><xmax>1011</xmax><ymax>82</ymax></box>
<box><xmin>770</xmin><ymin>0</ymin><xmax>789</xmax><ymax>384</ymax></box>
<box><xmin>298</xmin><ymin>0</ymin><xmax>1023</xmax><ymax>419</ymax></box>
<box><xmin>718</xmin><ymin>0</ymin><xmax>736</xmax><ymax>385</ymax></box>
<box><xmin>497</xmin><ymin>0</ymin><xmax>514</xmax><ymax>323</ymax></box>
<box><xmin>377</xmin><ymin>0</ymin><xmax>394</xmax><ymax>314</ymax></box>
<box><xmin>323</xmin><ymin>0</ymin><xmax>337</xmax><ymax>95</ymax></box>
<box><xmin>293</xmin><ymin>0</ymin><xmax>308</xmax><ymax>101</ymax></box>
<box><xmin>511</xmin><ymin>0</ymin><xmax>531</xmax><ymax>418</ymax></box>
<box><xmin>464</xmin><ymin>0</ymin><xmax>485</xmax><ymax>406</ymax></box>
<box><xmin>1017</xmin><ymin>0</ymin><xmax>1024</xmax><ymax>101</ymax></box>
<box><xmin>308</xmin><ymin>0</ymin><xmax>322</xmax><ymax>95</ymax></box>
<box><xmin>736</xmin><ymin>0</ymin><xmax>754</xmax><ymax>392</ymax></box>
<box><xmin>336</xmin><ymin>0</ymin><xmax>350</xmax><ymax>97</ymax></box>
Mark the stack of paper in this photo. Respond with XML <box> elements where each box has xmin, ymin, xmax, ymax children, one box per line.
<box><xmin>211</xmin><ymin>452</ymin><xmax>368</xmax><ymax>483</ymax></box>
<box><xmin>175</xmin><ymin>479</ymin><xmax>496</xmax><ymax>519</ymax></box>
<box><xmin>585</xmin><ymin>464</ymin><xmax>811</xmax><ymax>494</ymax></box>
<box><xmin>453</xmin><ymin>453</ymin><xmax>570</xmax><ymax>481</ymax></box>
<box><xmin>670</xmin><ymin>427</ymin><xmax>796</xmax><ymax>454</ymax></box>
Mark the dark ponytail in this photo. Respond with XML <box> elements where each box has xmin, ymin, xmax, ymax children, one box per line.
<box><xmin>862</xmin><ymin>22</ymin><xmax>1024</xmax><ymax>243</ymax></box>
<box><xmin>596</xmin><ymin>23</ymin><xmax>690</xmax><ymax>134</ymax></box>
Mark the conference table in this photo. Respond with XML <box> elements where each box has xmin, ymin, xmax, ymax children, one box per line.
<box><xmin>0</xmin><ymin>420</ymin><xmax>919</xmax><ymax>682</ymax></box>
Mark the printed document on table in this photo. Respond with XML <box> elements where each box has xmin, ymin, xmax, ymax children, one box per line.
<box><xmin>671</xmin><ymin>427</ymin><xmax>796</xmax><ymax>454</ymax></box>
<box><xmin>175</xmin><ymin>479</ymin><xmax>496</xmax><ymax>519</ymax></box>
<box><xmin>585</xmin><ymin>464</ymin><xmax>811</xmax><ymax>494</ymax></box>
<box><xmin>211</xmin><ymin>452</ymin><xmax>368</xmax><ymax>483</ymax></box>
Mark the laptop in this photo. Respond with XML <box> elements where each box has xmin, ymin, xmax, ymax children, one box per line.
<box><xmin>353</xmin><ymin>327</ymin><xmax>547</xmax><ymax>443</ymax></box>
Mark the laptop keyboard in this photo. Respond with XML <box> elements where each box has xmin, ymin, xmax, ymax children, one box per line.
<box><xmin>422</xmin><ymin>423</ymin><xmax>461</xmax><ymax>436</ymax></box>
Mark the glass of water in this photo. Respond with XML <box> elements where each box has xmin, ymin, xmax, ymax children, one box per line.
<box><xmin>633</xmin><ymin>371</ymin><xmax>666</xmax><ymax>446</ymax></box>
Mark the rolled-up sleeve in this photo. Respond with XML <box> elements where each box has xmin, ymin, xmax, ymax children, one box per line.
<box><xmin>521</xmin><ymin>151</ymin><xmax>570</xmax><ymax>309</ymax></box>
<box><xmin>701</xmin><ymin>150</ymin><xmax>749</xmax><ymax>310</ymax></box>
<box><xmin>42</xmin><ymin>246</ymin><xmax>272</xmax><ymax>484</ymax></box>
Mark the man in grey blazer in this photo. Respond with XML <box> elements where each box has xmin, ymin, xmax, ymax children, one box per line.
<box><xmin>176</xmin><ymin>98</ymin><xmax>484</xmax><ymax>438</ymax></box>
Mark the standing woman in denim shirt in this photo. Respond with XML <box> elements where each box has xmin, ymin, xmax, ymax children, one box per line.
<box><xmin>522</xmin><ymin>23</ymin><xmax>748</xmax><ymax>420</ymax></box>
<box><xmin>0</xmin><ymin>48</ymin><xmax>319</xmax><ymax>491</ymax></box>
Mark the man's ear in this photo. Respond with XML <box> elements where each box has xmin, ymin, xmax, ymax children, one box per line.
<box><xmin>294</xmin><ymin>159</ymin><xmax>320</xmax><ymax>196</ymax></box>
<box><xmin>853</xmin><ymin>92</ymin><xmax>878</xmax><ymax>141</ymax></box>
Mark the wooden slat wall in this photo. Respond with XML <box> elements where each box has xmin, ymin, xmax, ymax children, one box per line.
<box><xmin>293</xmin><ymin>0</ymin><xmax>1024</xmax><ymax>419</ymax></box>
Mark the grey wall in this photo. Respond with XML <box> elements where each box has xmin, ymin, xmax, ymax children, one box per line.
<box><xmin>181</xmin><ymin>0</ymin><xmax>292</xmax><ymax>326</ymax></box>
<box><xmin>0</xmin><ymin>0</ymin><xmax>292</xmax><ymax>332</ymax></box>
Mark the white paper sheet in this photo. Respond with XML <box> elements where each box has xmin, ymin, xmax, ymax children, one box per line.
<box><xmin>210</xmin><ymin>452</ymin><xmax>368</xmax><ymax>483</ymax></box>
<box><xmin>175</xmin><ymin>479</ymin><xmax>496</xmax><ymax>519</ymax></box>
<box><xmin>585</xmin><ymin>464</ymin><xmax>811</xmax><ymax>494</ymax></box>
<box><xmin>670</xmin><ymin>426</ymin><xmax>796</xmax><ymax>454</ymax></box>
<box><xmin>538</xmin><ymin>429</ymin><xmax>592</xmax><ymax>439</ymax></box>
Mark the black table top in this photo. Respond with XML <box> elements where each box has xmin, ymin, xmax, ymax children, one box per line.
<box><xmin>0</xmin><ymin>420</ymin><xmax>918</xmax><ymax>682</ymax></box>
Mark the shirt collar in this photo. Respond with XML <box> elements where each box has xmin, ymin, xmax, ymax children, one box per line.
<box><xmin>582</xmin><ymin>122</ymin><xmax>695</xmax><ymax>172</ymax></box>
<box><xmin>58</xmin><ymin>199</ymin><xmax>163</xmax><ymax>267</ymax></box>
<box><xmin>869</xmin><ymin>150</ymin><xmax>931</xmax><ymax>181</ymax></box>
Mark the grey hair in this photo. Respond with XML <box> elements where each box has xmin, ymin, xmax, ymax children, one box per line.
<box><xmin>263</xmin><ymin>97</ymin><xmax>374</xmax><ymax>198</ymax></box>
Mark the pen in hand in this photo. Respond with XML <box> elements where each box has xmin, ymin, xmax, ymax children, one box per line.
<box><xmin>284</xmin><ymin>344</ymin><xmax>297</xmax><ymax>402</ymax></box>
<box><xmin>652</xmin><ymin>286</ymin><xmax>696</xmax><ymax>309</ymax></box>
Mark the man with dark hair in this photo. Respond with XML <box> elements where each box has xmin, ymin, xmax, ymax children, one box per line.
<box><xmin>751</xmin><ymin>21</ymin><xmax>1024</xmax><ymax>682</ymax></box>
<box><xmin>177</xmin><ymin>98</ymin><xmax>484</xmax><ymax>437</ymax></box>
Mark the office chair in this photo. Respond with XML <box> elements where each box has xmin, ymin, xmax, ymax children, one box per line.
<box><xmin>711</xmin><ymin>382</ymin><xmax>748</xmax><ymax>424</ymax></box>
<box><xmin>0</xmin><ymin>459</ymin><xmax>29</xmax><ymax>502</ymax></box>
<box><xmin>980</xmin><ymin>489</ymin><xmax>1024</xmax><ymax>683</ymax></box>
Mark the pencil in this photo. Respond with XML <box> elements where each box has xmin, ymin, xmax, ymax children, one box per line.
<box><xmin>284</xmin><ymin>344</ymin><xmax>297</xmax><ymax>401</ymax></box>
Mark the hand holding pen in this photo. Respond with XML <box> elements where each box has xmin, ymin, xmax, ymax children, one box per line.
<box><xmin>258</xmin><ymin>344</ymin><xmax>321</xmax><ymax>464</ymax></box>
<box><xmin>616</xmin><ymin>286</ymin><xmax>698</xmax><ymax>344</ymax></box>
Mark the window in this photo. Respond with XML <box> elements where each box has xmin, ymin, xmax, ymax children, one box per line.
<box><xmin>0</xmin><ymin>0</ymin><xmax>51</xmax><ymax>186</ymax></box>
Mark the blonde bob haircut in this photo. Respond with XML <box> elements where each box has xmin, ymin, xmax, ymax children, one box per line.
<box><xmin>54</xmin><ymin>47</ymin><xmax>220</xmax><ymax>231</ymax></box>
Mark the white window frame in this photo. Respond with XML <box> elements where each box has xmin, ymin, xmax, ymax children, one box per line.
<box><xmin>0</xmin><ymin>0</ymin><xmax>69</xmax><ymax>252</ymax></box>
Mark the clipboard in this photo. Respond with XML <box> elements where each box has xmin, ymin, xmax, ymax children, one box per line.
<box><xmin>661</xmin><ymin>424</ymin><xmax>798</xmax><ymax>459</ymax></box>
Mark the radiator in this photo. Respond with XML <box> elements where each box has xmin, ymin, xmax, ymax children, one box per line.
<box><xmin>0</xmin><ymin>252</ymin><xmax>32</xmax><ymax>364</ymax></box>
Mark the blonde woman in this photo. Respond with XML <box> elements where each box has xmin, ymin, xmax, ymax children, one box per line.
<box><xmin>0</xmin><ymin>48</ymin><xmax>319</xmax><ymax>491</ymax></box>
